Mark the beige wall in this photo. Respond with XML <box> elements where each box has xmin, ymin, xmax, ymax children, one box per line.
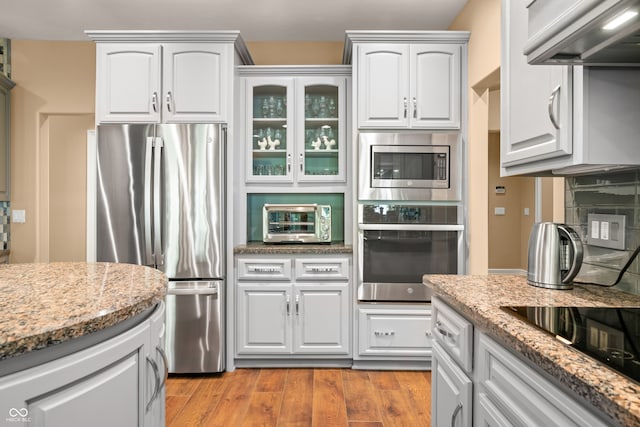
<box><xmin>449</xmin><ymin>0</ymin><xmax>501</xmax><ymax>274</ymax></box>
<box><xmin>488</xmin><ymin>132</ymin><xmax>535</xmax><ymax>270</ymax></box>
<box><xmin>247</xmin><ymin>41</ymin><xmax>343</xmax><ymax>65</ymax></box>
<box><xmin>11</xmin><ymin>40</ymin><xmax>95</xmax><ymax>263</ymax></box>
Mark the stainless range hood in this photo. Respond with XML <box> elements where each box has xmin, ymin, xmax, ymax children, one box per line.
<box><xmin>524</xmin><ymin>0</ymin><xmax>640</xmax><ymax>65</ymax></box>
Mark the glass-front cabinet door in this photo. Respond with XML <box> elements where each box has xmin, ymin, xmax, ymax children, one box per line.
<box><xmin>247</xmin><ymin>78</ymin><xmax>294</xmax><ymax>183</ymax></box>
<box><xmin>297</xmin><ymin>77</ymin><xmax>346</xmax><ymax>182</ymax></box>
<box><xmin>245</xmin><ymin>75</ymin><xmax>346</xmax><ymax>184</ymax></box>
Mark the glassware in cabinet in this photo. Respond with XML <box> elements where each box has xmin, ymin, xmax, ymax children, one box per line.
<box><xmin>250</xmin><ymin>83</ymin><xmax>292</xmax><ymax>181</ymax></box>
<box><xmin>299</xmin><ymin>82</ymin><xmax>343</xmax><ymax>181</ymax></box>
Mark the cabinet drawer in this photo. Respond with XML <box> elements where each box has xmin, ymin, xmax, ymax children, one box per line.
<box><xmin>237</xmin><ymin>258</ymin><xmax>292</xmax><ymax>281</ymax></box>
<box><xmin>294</xmin><ymin>258</ymin><xmax>349</xmax><ymax>281</ymax></box>
<box><xmin>432</xmin><ymin>296</ymin><xmax>473</xmax><ymax>373</ymax></box>
<box><xmin>476</xmin><ymin>333</ymin><xmax>608</xmax><ymax>427</ymax></box>
<box><xmin>358</xmin><ymin>307</ymin><xmax>431</xmax><ymax>356</ymax></box>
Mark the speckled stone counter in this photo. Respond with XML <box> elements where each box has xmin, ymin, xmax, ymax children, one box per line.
<box><xmin>424</xmin><ymin>274</ymin><xmax>640</xmax><ymax>427</ymax></box>
<box><xmin>0</xmin><ymin>262</ymin><xmax>167</xmax><ymax>361</ymax></box>
<box><xmin>234</xmin><ymin>243</ymin><xmax>353</xmax><ymax>255</ymax></box>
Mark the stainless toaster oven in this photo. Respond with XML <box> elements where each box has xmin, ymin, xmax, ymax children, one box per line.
<box><xmin>263</xmin><ymin>204</ymin><xmax>331</xmax><ymax>244</ymax></box>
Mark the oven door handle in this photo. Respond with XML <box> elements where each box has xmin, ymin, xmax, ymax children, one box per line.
<box><xmin>358</xmin><ymin>224</ymin><xmax>464</xmax><ymax>232</ymax></box>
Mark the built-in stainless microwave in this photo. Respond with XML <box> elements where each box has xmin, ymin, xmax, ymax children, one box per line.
<box><xmin>263</xmin><ymin>204</ymin><xmax>331</xmax><ymax>244</ymax></box>
<box><xmin>358</xmin><ymin>133</ymin><xmax>461</xmax><ymax>201</ymax></box>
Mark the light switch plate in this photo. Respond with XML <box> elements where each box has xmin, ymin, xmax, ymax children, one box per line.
<box><xmin>587</xmin><ymin>213</ymin><xmax>625</xmax><ymax>250</ymax></box>
<box><xmin>12</xmin><ymin>209</ymin><xmax>26</xmax><ymax>224</ymax></box>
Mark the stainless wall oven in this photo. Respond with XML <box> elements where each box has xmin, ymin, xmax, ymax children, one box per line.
<box><xmin>358</xmin><ymin>203</ymin><xmax>464</xmax><ymax>302</ymax></box>
<box><xmin>359</xmin><ymin>132</ymin><xmax>461</xmax><ymax>201</ymax></box>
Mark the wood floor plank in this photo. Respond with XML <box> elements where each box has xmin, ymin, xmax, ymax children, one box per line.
<box><xmin>394</xmin><ymin>371</ymin><xmax>430</xmax><ymax>424</ymax></box>
<box><xmin>199</xmin><ymin>369</ymin><xmax>260</xmax><ymax>426</ymax></box>
<box><xmin>165</xmin><ymin>395</ymin><xmax>189</xmax><ymax>426</ymax></box>
<box><xmin>169</xmin><ymin>374</ymin><xmax>229</xmax><ymax>426</ymax></box>
<box><xmin>342</xmin><ymin>370</ymin><xmax>382</xmax><ymax>423</ymax></box>
<box><xmin>166</xmin><ymin>374</ymin><xmax>204</xmax><ymax>396</ymax></box>
<box><xmin>165</xmin><ymin>368</ymin><xmax>432</xmax><ymax>426</ymax></box>
<box><xmin>377</xmin><ymin>389</ymin><xmax>428</xmax><ymax>427</ymax></box>
<box><xmin>255</xmin><ymin>368</ymin><xmax>288</xmax><ymax>392</ymax></box>
<box><xmin>278</xmin><ymin>369</ymin><xmax>314</xmax><ymax>427</ymax></box>
<box><xmin>367</xmin><ymin>370</ymin><xmax>401</xmax><ymax>391</ymax></box>
<box><xmin>242</xmin><ymin>391</ymin><xmax>283</xmax><ymax>427</ymax></box>
<box><xmin>311</xmin><ymin>369</ymin><xmax>348</xmax><ymax>427</ymax></box>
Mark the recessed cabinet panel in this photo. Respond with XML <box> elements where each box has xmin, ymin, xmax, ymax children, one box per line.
<box><xmin>358</xmin><ymin>307</ymin><xmax>432</xmax><ymax>356</ymax></box>
<box><xmin>236</xmin><ymin>284</ymin><xmax>290</xmax><ymax>354</ymax></box>
<box><xmin>412</xmin><ymin>45</ymin><xmax>461</xmax><ymax>129</ymax></box>
<box><xmin>295</xmin><ymin>284</ymin><xmax>349</xmax><ymax>354</ymax></box>
<box><xmin>357</xmin><ymin>44</ymin><xmax>409</xmax><ymax>127</ymax></box>
<box><xmin>97</xmin><ymin>44</ymin><xmax>162</xmax><ymax>122</ymax></box>
<box><xmin>163</xmin><ymin>44</ymin><xmax>228</xmax><ymax>122</ymax></box>
<box><xmin>432</xmin><ymin>342</ymin><xmax>472</xmax><ymax>427</ymax></box>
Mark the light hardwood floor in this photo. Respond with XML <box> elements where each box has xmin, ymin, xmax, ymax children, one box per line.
<box><xmin>166</xmin><ymin>368</ymin><xmax>432</xmax><ymax>427</ymax></box>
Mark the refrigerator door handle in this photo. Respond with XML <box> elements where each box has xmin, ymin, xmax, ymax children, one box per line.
<box><xmin>153</xmin><ymin>137</ymin><xmax>164</xmax><ymax>267</ymax></box>
<box><xmin>144</xmin><ymin>136</ymin><xmax>154</xmax><ymax>264</ymax></box>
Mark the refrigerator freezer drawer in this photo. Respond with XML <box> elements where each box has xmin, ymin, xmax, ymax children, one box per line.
<box><xmin>165</xmin><ymin>281</ymin><xmax>224</xmax><ymax>373</ymax></box>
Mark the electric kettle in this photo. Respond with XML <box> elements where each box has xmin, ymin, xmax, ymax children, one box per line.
<box><xmin>527</xmin><ymin>222</ymin><xmax>583</xmax><ymax>290</ymax></box>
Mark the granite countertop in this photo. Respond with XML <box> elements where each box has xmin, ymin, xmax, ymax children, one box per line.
<box><xmin>234</xmin><ymin>243</ymin><xmax>353</xmax><ymax>255</ymax></box>
<box><xmin>0</xmin><ymin>262</ymin><xmax>167</xmax><ymax>361</ymax></box>
<box><xmin>423</xmin><ymin>274</ymin><xmax>640</xmax><ymax>427</ymax></box>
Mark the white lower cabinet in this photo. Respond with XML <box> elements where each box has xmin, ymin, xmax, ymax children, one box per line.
<box><xmin>235</xmin><ymin>256</ymin><xmax>351</xmax><ymax>359</ymax></box>
<box><xmin>431</xmin><ymin>297</ymin><xmax>611</xmax><ymax>427</ymax></box>
<box><xmin>0</xmin><ymin>303</ymin><xmax>166</xmax><ymax>427</ymax></box>
<box><xmin>357</xmin><ymin>306</ymin><xmax>432</xmax><ymax>357</ymax></box>
<box><xmin>432</xmin><ymin>342</ymin><xmax>472</xmax><ymax>427</ymax></box>
<box><xmin>475</xmin><ymin>333</ymin><xmax>608</xmax><ymax>427</ymax></box>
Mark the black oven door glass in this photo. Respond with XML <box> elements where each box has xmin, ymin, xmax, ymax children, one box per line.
<box><xmin>362</xmin><ymin>230</ymin><xmax>458</xmax><ymax>283</ymax></box>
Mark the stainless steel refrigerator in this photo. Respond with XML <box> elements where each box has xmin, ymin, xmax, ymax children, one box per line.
<box><xmin>96</xmin><ymin>123</ymin><xmax>225</xmax><ymax>373</ymax></box>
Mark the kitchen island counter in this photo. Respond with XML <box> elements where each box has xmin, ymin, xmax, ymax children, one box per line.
<box><xmin>234</xmin><ymin>243</ymin><xmax>353</xmax><ymax>255</ymax></box>
<box><xmin>424</xmin><ymin>274</ymin><xmax>640</xmax><ymax>427</ymax></box>
<box><xmin>0</xmin><ymin>262</ymin><xmax>167</xmax><ymax>362</ymax></box>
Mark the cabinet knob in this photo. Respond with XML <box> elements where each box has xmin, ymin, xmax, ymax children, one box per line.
<box><xmin>299</xmin><ymin>153</ymin><xmax>304</xmax><ymax>173</ymax></box>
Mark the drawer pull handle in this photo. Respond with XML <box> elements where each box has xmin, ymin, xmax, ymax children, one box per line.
<box><xmin>309</xmin><ymin>267</ymin><xmax>338</xmax><ymax>273</ymax></box>
<box><xmin>374</xmin><ymin>331</ymin><xmax>395</xmax><ymax>336</ymax></box>
<box><xmin>252</xmin><ymin>267</ymin><xmax>280</xmax><ymax>273</ymax></box>
<box><xmin>435</xmin><ymin>320</ymin><xmax>456</xmax><ymax>342</ymax></box>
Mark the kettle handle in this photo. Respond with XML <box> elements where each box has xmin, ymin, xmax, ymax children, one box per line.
<box><xmin>557</xmin><ymin>224</ymin><xmax>583</xmax><ymax>283</ymax></box>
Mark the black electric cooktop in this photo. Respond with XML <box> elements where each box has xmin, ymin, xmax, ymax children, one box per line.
<box><xmin>502</xmin><ymin>306</ymin><xmax>640</xmax><ymax>384</ymax></box>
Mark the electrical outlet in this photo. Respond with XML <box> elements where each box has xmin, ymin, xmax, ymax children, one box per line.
<box><xmin>587</xmin><ymin>213</ymin><xmax>625</xmax><ymax>250</ymax></box>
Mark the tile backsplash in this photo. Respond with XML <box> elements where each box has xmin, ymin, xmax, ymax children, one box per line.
<box><xmin>565</xmin><ymin>169</ymin><xmax>640</xmax><ymax>295</ymax></box>
<box><xmin>0</xmin><ymin>201</ymin><xmax>9</xmax><ymax>250</ymax></box>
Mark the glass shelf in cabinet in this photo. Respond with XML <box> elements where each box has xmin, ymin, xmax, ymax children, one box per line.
<box><xmin>304</xmin><ymin>149</ymin><xmax>339</xmax><ymax>155</ymax></box>
<box><xmin>252</xmin><ymin>149</ymin><xmax>287</xmax><ymax>155</ymax></box>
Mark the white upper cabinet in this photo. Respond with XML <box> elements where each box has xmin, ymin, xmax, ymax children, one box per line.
<box><xmin>239</xmin><ymin>67</ymin><xmax>350</xmax><ymax>185</ymax></box>
<box><xmin>349</xmin><ymin>33</ymin><xmax>466</xmax><ymax>130</ymax></box>
<box><xmin>501</xmin><ymin>0</ymin><xmax>640</xmax><ymax>176</ymax></box>
<box><xmin>162</xmin><ymin>43</ymin><xmax>230</xmax><ymax>122</ymax></box>
<box><xmin>501</xmin><ymin>0</ymin><xmax>572</xmax><ymax>169</ymax></box>
<box><xmin>96</xmin><ymin>43</ymin><xmax>162</xmax><ymax>123</ymax></box>
<box><xmin>88</xmin><ymin>31</ymin><xmax>252</xmax><ymax>124</ymax></box>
